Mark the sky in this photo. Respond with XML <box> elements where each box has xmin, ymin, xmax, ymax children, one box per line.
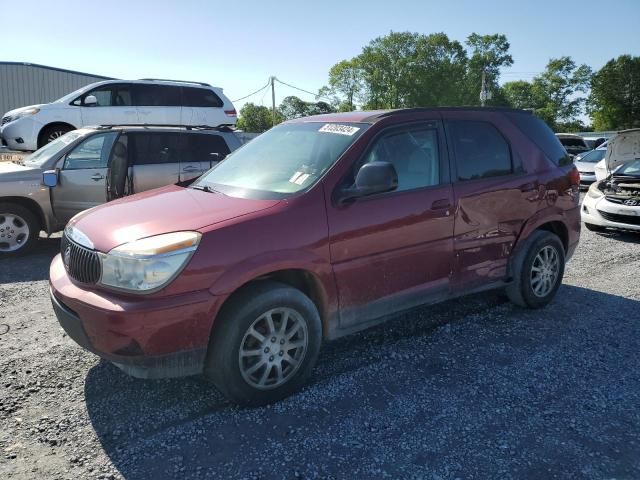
<box><xmin>3</xmin><ymin>0</ymin><xmax>639</xmax><ymax>113</ymax></box>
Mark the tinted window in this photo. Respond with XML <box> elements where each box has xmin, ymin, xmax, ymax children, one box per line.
<box><xmin>63</xmin><ymin>132</ymin><xmax>118</xmax><ymax>169</ymax></box>
<box><xmin>186</xmin><ymin>134</ymin><xmax>230</xmax><ymax>163</ymax></box>
<box><xmin>113</xmin><ymin>85</ymin><xmax>133</xmax><ymax>106</ymax></box>
<box><xmin>362</xmin><ymin>126</ymin><xmax>440</xmax><ymax>191</ymax></box>
<box><xmin>134</xmin><ymin>85</ymin><xmax>181</xmax><ymax>107</ymax></box>
<box><xmin>129</xmin><ymin>132</ymin><xmax>183</xmax><ymax>165</ymax></box>
<box><xmin>507</xmin><ymin>112</ymin><xmax>571</xmax><ymax>166</ymax></box>
<box><xmin>182</xmin><ymin>87</ymin><xmax>223</xmax><ymax>108</ymax></box>
<box><xmin>448</xmin><ymin>121</ymin><xmax>512</xmax><ymax>181</ymax></box>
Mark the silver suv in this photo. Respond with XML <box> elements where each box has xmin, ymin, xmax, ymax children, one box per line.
<box><xmin>0</xmin><ymin>125</ymin><xmax>241</xmax><ymax>255</ymax></box>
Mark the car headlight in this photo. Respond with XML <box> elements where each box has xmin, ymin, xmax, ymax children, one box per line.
<box><xmin>587</xmin><ymin>183</ymin><xmax>604</xmax><ymax>199</ymax></box>
<box><xmin>13</xmin><ymin>107</ymin><xmax>40</xmax><ymax>120</ymax></box>
<box><xmin>100</xmin><ymin>231</ymin><xmax>201</xmax><ymax>293</ymax></box>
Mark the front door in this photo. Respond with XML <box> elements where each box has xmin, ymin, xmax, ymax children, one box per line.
<box><xmin>52</xmin><ymin>132</ymin><xmax>119</xmax><ymax>224</ymax></box>
<box><xmin>326</xmin><ymin>120</ymin><xmax>454</xmax><ymax>329</ymax></box>
<box><xmin>78</xmin><ymin>84</ymin><xmax>138</xmax><ymax>126</ymax></box>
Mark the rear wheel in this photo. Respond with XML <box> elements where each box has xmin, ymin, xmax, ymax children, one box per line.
<box><xmin>585</xmin><ymin>222</ymin><xmax>606</xmax><ymax>233</ymax></box>
<box><xmin>0</xmin><ymin>203</ymin><xmax>39</xmax><ymax>256</ymax></box>
<box><xmin>506</xmin><ymin>231</ymin><xmax>565</xmax><ymax>309</ymax></box>
<box><xmin>204</xmin><ymin>281</ymin><xmax>322</xmax><ymax>406</ymax></box>
<box><xmin>38</xmin><ymin>124</ymin><xmax>72</xmax><ymax>148</ymax></box>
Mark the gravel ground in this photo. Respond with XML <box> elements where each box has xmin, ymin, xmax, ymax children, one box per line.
<box><xmin>1</xmin><ymin>217</ymin><xmax>640</xmax><ymax>479</ymax></box>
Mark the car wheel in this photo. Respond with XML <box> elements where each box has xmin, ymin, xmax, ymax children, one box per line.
<box><xmin>205</xmin><ymin>281</ymin><xmax>322</xmax><ymax>406</ymax></box>
<box><xmin>0</xmin><ymin>203</ymin><xmax>39</xmax><ymax>256</ymax></box>
<box><xmin>584</xmin><ymin>222</ymin><xmax>606</xmax><ymax>233</ymax></box>
<box><xmin>39</xmin><ymin>125</ymin><xmax>72</xmax><ymax>147</ymax></box>
<box><xmin>506</xmin><ymin>230</ymin><xmax>565</xmax><ymax>309</ymax></box>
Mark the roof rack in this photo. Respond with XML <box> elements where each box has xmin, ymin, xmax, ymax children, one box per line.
<box><xmin>138</xmin><ymin>78</ymin><xmax>211</xmax><ymax>87</ymax></box>
<box><xmin>95</xmin><ymin>124</ymin><xmax>235</xmax><ymax>132</ymax></box>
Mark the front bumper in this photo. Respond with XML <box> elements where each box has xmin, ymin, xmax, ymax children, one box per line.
<box><xmin>49</xmin><ymin>254</ymin><xmax>222</xmax><ymax>378</ymax></box>
<box><xmin>581</xmin><ymin>195</ymin><xmax>640</xmax><ymax>231</ymax></box>
<box><xmin>0</xmin><ymin>117</ymin><xmax>38</xmax><ymax>151</ymax></box>
<box><xmin>578</xmin><ymin>172</ymin><xmax>596</xmax><ymax>186</ymax></box>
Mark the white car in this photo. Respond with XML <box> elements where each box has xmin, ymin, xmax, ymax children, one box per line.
<box><xmin>0</xmin><ymin>79</ymin><xmax>237</xmax><ymax>151</ymax></box>
<box><xmin>582</xmin><ymin>129</ymin><xmax>640</xmax><ymax>232</ymax></box>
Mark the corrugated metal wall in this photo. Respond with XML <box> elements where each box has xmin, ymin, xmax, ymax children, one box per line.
<box><xmin>0</xmin><ymin>62</ymin><xmax>114</xmax><ymax>115</ymax></box>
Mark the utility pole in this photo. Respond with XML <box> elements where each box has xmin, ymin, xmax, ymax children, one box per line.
<box><xmin>479</xmin><ymin>67</ymin><xmax>492</xmax><ymax>107</ymax></box>
<box><xmin>271</xmin><ymin>76</ymin><xmax>276</xmax><ymax>127</ymax></box>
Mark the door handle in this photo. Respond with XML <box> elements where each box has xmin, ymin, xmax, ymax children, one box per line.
<box><xmin>182</xmin><ymin>166</ymin><xmax>199</xmax><ymax>172</ymax></box>
<box><xmin>91</xmin><ymin>173</ymin><xmax>105</xmax><ymax>181</ymax></box>
<box><xmin>431</xmin><ymin>198</ymin><xmax>451</xmax><ymax>210</ymax></box>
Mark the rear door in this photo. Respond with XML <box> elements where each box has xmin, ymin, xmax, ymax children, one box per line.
<box><xmin>182</xmin><ymin>133</ymin><xmax>232</xmax><ymax>181</ymax></box>
<box><xmin>78</xmin><ymin>84</ymin><xmax>138</xmax><ymax>126</ymax></box>
<box><xmin>52</xmin><ymin>132</ymin><xmax>118</xmax><ymax>223</ymax></box>
<box><xmin>128</xmin><ymin>132</ymin><xmax>181</xmax><ymax>192</ymax></box>
<box><xmin>326</xmin><ymin>119</ymin><xmax>455</xmax><ymax>329</ymax></box>
<box><xmin>134</xmin><ymin>84</ymin><xmax>182</xmax><ymax>125</ymax></box>
<box><xmin>181</xmin><ymin>86</ymin><xmax>225</xmax><ymax>126</ymax></box>
<box><xmin>443</xmin><ymin>112</ymin><xmax>539</xmax><ymax>291</ymax></box>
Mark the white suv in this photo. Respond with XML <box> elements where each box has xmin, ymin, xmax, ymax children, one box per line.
<box><xmin>0</xmin><ymin>79</ymin><xmax>237</xmax><ymax>151</ymax></box>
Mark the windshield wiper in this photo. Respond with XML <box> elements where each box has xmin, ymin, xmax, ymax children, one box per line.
<box><xmin>190</xmin><ymin>184</ymin><xmax>217</xmax><ymax>193</ymax></box>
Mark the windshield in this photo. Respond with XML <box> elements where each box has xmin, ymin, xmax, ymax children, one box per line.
<box><xmin>193</xmin><ymin>122</ymin><xmax>368</xmax><ymax>199</ymax></box>
<box><xmin>22</xmin><ymin>130</ymin><xmax>88</xmax><ymax>167</ymax></box>
<box><xmin>615</xmin><ymin>159</ymin><xmax>640</xmax><ymax>177</ymax></box>
<box><xmin>578</xmin><ymin>149</ymin><xmax>606</xmax><ymax>163</ymax></box>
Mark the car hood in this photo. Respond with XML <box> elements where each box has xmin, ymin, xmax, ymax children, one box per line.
<box><xmin>574</xmin><ymin>160</ymin><xmax>596</xmax><ymax>173</ymax></box>
<box><xmin>0</xmin><ymin>161</ymin><xmax>40</xmax><ymax>181</ymax></box>
<box><xmin>605</xmin><ymin>129</ymin><xmax>640</xmax><ymax>171</ymax></box>
<box><xmin>68</xmin><ymin>185</ymin><xmax>281</xmax><ymax>252</ymax></box>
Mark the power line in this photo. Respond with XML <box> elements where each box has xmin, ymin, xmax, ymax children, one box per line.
<box><xmin>274</xmin><ymin>77</ymin><xmax>334</xmax><ymax>102</ymax></box>
<box><xmin>232</xmin><ymin>79</ymin><xmax>271</xmax><ymax>102</ymax></box>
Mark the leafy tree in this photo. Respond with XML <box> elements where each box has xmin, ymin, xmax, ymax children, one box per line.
<box><xmin>279</xmin><ymin>96</ymin><xmax>336</xmax><ymax>120</ymax></box>
<box><xmin>589</xmin><ymin>55</ymin><xmax>640</xmax><ymax>130</ymax></box>
<box><xmin>464</xmin><ymin>33</ymin><xmax>513</xmax><ymax>105</ymax></box>
<box><xmin>531</xmin><ymin>56</ymin><xmax>592</xmax><ymax>129</ymax></box>
<box><xmin>323</xmin><ymin>59</ymin><xmax>363</xmax><ymax>111</ymax></box>
<box><xmin>502</xmin><ymin>80</ymin><xmax>537</xmax><ymax>110</ymax></box>
<box><xmin>235</xmin><ymin>103</ymin><xmax>282</xmax><ymax>133</ymax></box>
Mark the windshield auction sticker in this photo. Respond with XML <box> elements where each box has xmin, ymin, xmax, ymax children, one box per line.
<box><xmin>319</xmin><ymin>124</ymin><xmax>360</xmax><ymax>136</ymax></box>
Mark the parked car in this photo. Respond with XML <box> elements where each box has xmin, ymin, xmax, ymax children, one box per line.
<box><xmin>0</xmin><ymin>125</ymin><xmax>239</xmax><ymax>255</ymax></box>
<box><xmin>556</xmin><ymin>133</ymin><xmax>590</xmax><ymax>158</ymax></box>
<box><xmin>583</xmin><ymin>136</ymin><xmax>606</xmax><ymax>150</ymax></box>
<box><xmin>582</xmin><ymin>129</ymin><xmax>640</xmax><ymax>232</ymax></box>
<box><xmin>50</xmin><ymin>107</ymin><xmax>581</xmax><ymax>405</ymax></box>
<box><xmin>0</xmin><ymin>79</ymin><xmax>237</xmax><ymax>151</ymax></box>
<box><xmin>574</xmin><ymin>147</ymin><xmax>607</xmax><ymax>187</ymax></box>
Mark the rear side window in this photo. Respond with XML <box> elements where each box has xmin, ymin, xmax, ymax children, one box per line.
<box><xmin>182</xmin><ymin>87</ymin><xmax>223</xmax><ymax>108</ymax></box>
<box><xmin>448</xmin><ymin>121</ymin><xmax>512</xmax><ymax>181</ymax></box>
<box><xmin>134</xmin><ymin>85</ymin><xmax>181</xmax><ymax>107</ymax></box>
<box><xmin>129</xmin><ymin>132</ymin><xmax>183</xmax><ymax>165</ymax></box>
<box><xmin>507</xmin><ymin>113</ymin><xmax>572</xmax><ymax>166</ymax></box>
<box><xmin>186</xmin><ymin>134</ymin><xmax>231</xmax><ymax>162</ymax></box>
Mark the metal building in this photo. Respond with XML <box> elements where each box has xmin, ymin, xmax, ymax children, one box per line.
<box><xmin>0</xmin><ymin>61</ymin><xmax>113</xmax><ymax>115</ymax></box>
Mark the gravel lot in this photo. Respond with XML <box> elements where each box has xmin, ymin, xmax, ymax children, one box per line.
<box><xmin>1</xmin><ymin>214</ymin><xmax>640</xmax><ymax>479</ymax></box>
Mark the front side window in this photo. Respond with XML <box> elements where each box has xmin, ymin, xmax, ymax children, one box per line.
<box><xmin>84</xmin><ymin>87</ymin><xmax>112</xmax><ymax>106</ymax></box>
<box><xmin>361</xmin><ymin>126</ymin><xmax>440</xmax><ymax>192</ymax></box>
<box><xmin>448</xmin><ymin>121</ymin><xmax>512</xmax><ymax>181</ymax></box>
<box><xmin>182</xmin><ymin>87</ymin><xmax>223</xmax><ymax>108</ymax></box>
<box><xmin>194</xmin><ymin>122</ymin><xmax>368</xmax><ymax>199</ymax></box>
<box><xmin>63</xmin><ymin>132</ymin><xmax>118</xmax><ymax>170</ymax></box>
<box><xmin>129</xmin><ymin>132</ymin><xmax>183</xmax><ymax>165</ymax></box>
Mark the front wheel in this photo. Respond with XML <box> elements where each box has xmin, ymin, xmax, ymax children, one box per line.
<box><xmin>205</xmin><ymin>281</ymin><xmax>322</xmax><ymax>406</ymax></box>
<box><xmin>506</xmin><ymin>231</ymin><xmax>565</xmax><ymax>309</ymax></box>
<box><xmin>38</xmin><ymin>124</ymin><xmax>72</xmax><ymax>147</ymax></box>
<box><xmin>0</xmin><ymin>203</ymin><xmax>39</xmax><ymax>256</ymax></box>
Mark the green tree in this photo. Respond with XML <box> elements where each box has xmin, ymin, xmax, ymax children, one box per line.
<box><xmin>323</xmin><ymin>59</ymin><xmax>363</xmax><ymax>111</ymax></box>
<box><xmin>464</xmin><ymin>33</ymin><xmax>513</xmax><ymax>105</ymax></box>
<box><xmin>502</xmin><ymin>80</ymin><xmax>537</xmax><ymax>110</ymax></box>
<box><xmin>531</xmin><ymin>56</ymin><xmax>592</xmax><ymax>129</ymax></box>
<box><xmin>235</xmin><ymin>103</ymin><xmax>282</xmax><ymax>133</ymax></box>
<box><xmin>279</xmin><ymin>96</ymin><xmax>336</xmax><ymax>120</ymax></box>
<box><xmin>589</xmin><ymin>55</ymin><xmax>640</xmax><ymax>130</ymax></box>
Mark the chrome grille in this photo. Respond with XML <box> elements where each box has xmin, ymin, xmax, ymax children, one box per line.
<box><xmin>1</xmin><ymin>116</ymin><xmax>11</xmax><ymax>126</ymax></box>
<box><xmin>61</xmin><ymin>234</ymin><xmax>102</xmax><ymax>284</ymax></box>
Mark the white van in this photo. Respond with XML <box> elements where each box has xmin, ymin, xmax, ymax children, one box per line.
<box><xmin>0</xmin><ymin>79</ymin><xmax>237</xmax><ymax>151</ymax></box>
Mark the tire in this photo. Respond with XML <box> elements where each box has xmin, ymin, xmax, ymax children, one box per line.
<box><xmin>585</xmin><ymin>223</ymin><xmax>606</xmax><ymax>233</ymax></box>
<box><xmin>505</xmin><ymin>230</ymin><xmax>565</xmax><ymax>309</ymax></box>
<box><xmin>0</xmin><ymin>202</ymin><xmax>39</xmax><ymax>256</ymax></box>
<box><xmin>38</xmin><ymin>124</ymin><xmax>72</xmax><ymax>148</ymax></box>
<box><xmin>204</xmin><ymin>281</ymin><xmax>322</xmax><ymax>406</ymax></box>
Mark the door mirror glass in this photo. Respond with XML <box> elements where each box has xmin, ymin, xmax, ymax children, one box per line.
<box><xmin>339</xmin><ymin>161</ymin><xmax>398</xmax><ymax>204</ymax></box>
<box><xmin>84</xmin><ymin>95</ymin><xmax>98</xmax><ymax>106</ymax></box>
<box><xmin>42</xmin><ymin>170</ymin><xmax>58</xmax><ymax>188</ymax></box>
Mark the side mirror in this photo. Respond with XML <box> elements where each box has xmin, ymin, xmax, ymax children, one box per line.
<box><xmin>84</xmin><ymin>95</ymin><xmax>98</xmax><ymax>107</ymax></box>
<box><xmin>42</xmin><ymin>170</ymin><xmax>58</xmax><ymax>188</ymax></box>
<box><xmin>337</xmin><ymin>161</ymin><xmax>398</xmax><ymax>204</ymax></box>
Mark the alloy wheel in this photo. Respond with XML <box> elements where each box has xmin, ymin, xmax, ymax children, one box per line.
<box><xmin>0</xmin><ymin>213</ymin><xmax>30</xmax><ymax>252</ymax></box>
<box><xmin>530</xmin><ymin>245</ymin><xmax>560</xmax><ymax>297</ymax></box>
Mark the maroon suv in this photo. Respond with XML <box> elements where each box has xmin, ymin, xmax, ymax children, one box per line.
<box><xmin>50</xmin><ymin>108</ymin><xmax>581</xmax><ymax>405</ymax></box>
